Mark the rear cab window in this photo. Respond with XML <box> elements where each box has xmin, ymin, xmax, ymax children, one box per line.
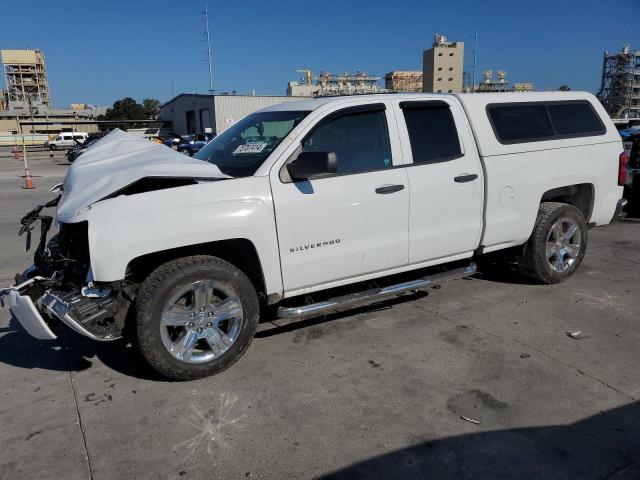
<box><xmin>487</xmin><ymin>100</ymin><xmax>605</xmax><ymax>144</ymax></box>
<box><xmin>400</xmin><ymin>101</ymin><xmax>463</xmax><ymax>164</ymax></box>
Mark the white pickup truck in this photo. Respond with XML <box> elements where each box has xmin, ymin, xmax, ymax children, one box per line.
<box><xmin>3</xmin><ymin>92</ymin><xmax>626</xmax><ymax>380</ymax></box>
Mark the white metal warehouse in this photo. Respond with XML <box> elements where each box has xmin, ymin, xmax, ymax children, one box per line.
<box><xmin>159</xmin><ymin>93</ymin><xmax>305</xmax><ymax>136</ymax></box>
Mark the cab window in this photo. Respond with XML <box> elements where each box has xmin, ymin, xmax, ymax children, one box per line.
<box><xmin>302</xmin><ymin>106</ymin><xmax>392</xmax><ymax>175</ymax></box>
<box><xmin>195</xmin><ymin>110</ymin><xmax>309</xmax><ymax>177</ymax></box>
<box><xmin>400</xmin><ymin>101</ymin><xmax>462</xmax><ymax>164</ymax></box>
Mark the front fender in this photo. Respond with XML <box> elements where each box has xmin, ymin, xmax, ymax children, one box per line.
<box><xmin>81</xmin><ymin>176</ymin><xmax>282</xmax><ymax>295</ymax></box>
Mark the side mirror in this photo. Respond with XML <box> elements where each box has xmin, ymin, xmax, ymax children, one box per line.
<box><xmin>287</xmin><ymin>151</ymin><xmax>338</xmax><ymax>181</ymax></box>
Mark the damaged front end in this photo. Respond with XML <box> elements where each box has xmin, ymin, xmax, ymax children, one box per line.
<box><xmin>2</xmin><ymin>197</ymin><xmax>130</xmax><ymax>341</ymax></box>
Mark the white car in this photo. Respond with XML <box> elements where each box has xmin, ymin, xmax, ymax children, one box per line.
<box><xmin>45</xmin><ymin>132</ymin><xmax>89</xmax><ymax>150</ymax></box>
<box><xmin>3</xmin><ymin>92</ymin><xmax>626</xmax><ymax>380</ymax></box>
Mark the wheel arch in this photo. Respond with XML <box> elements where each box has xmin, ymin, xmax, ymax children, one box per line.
<box><xmin>540</xmin><ymin>183</ymin><xmax>594</xmax><ymax>222</ymax></box>
<box><xmin>126</xmin><ymin>238</ymin><xmax>268</xmax><ymax>301</ymax></box>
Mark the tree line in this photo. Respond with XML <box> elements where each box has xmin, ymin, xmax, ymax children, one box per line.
<box><xmin>97</xmin><ymin>97</ymin><xmax>162</xmax><ymax>129</ymax></box>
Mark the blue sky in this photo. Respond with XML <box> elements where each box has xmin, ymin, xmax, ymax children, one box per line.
<box><xmin>2</xmin><ymin>0</ymin><xmax>638</xmax><ymax>107</ymax></box>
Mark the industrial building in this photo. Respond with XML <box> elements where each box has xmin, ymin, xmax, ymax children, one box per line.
<box><xmin>287</xmin><ymin>70</ymin><xmax>381</xmax><ymax>97</ymax></box>
<box><xmin>422</xmin><ymin>34</ymin><xmax>464</xmax><ymax>93</ymax></box>
<box><xmin>0</xmin><ymin>48</ymin><xmax>107</xmax><ymax>136</ymax></box>
<box><xmin>1</xmin><ymin>49</ymin><xmax>50</xmax><ymax>110</ymax></box>
<box><xmin>384</xmin><ymin>71</ymin><xmax>423</xmax><ymax>92</ymax></box>
<box><xmin>597</xmin><ymin>44</ymin><xmax>640</xmax><ymax>122</ymax></box>
<box><xmin>475</xmin><ymin>70</ymin><xmax>509</xmax><ymax>92</ymax></box>
<box><xmin>512</xmin><ymin>82</ymin><xmax>535</xmax><ymax>92</ymax></box>
<box><xmin>466</xmin><ymin>69</ymin><xmax>534</xmax><ymax>93</ymax></box>
<box><xmin>159</xmin><ymin>93</ymin><xmax>304</xmax><ymax>135</ymax></box>
<box><xmin>0</xmin><ymin>106</ymin><xmax>106</xmax><ymax>135</ymax></box>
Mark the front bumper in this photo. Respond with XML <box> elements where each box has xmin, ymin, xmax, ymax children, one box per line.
<box><xmin>2</xmin><ymin>275</ymin><xmax>123</xmax><ymax>342</ymax></box>
<box><xmin>8</xmin><ymin>288</ymin><xmax>57</xmax><ymax>340</ymax></box>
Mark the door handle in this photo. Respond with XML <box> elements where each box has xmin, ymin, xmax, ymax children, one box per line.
<box><xmin>375</xmin><ymin>184</ymin><xmax>405</xmax><ymax>194</ymax></box>
<box><xmin>454</xmin><ymin>173</ymin><xmax>478</xmax><ymax>183</ymax></box>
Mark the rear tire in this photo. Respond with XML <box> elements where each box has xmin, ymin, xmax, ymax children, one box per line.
<box><xmin>518</xmin><ymin>202</ymin><xmax>587</xmax><ymax>284</ymax></box>
<box><xmin>135</xmin><ymin>255</ymin><xmax>259</xmax><ymax>380</ymax></box>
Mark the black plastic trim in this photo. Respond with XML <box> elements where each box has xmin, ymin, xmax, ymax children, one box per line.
<box><xmin>375</xmin><ymin>184</ymin><xmax>405</xmax><ymax>194</ymax></box>
<box><xmin>454</xmin><ymin>174</ymin><xmax>478</xmax><ymax>183</ymax></box>
<box><xmin>399</xmin><ymin>100</ymin><xmax>449</xmax><ymax>110</ymax></box>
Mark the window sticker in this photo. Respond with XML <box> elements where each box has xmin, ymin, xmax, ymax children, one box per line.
<box><xmin>232</xmin><ymin>142</ymin><xmax>267</xmax><ymax>155</ymax></box>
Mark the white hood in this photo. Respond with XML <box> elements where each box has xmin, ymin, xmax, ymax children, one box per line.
<box><xmin>56</xmin><ymin>129</ymin><xmax>229</xmax><ymax>223</ymax></box>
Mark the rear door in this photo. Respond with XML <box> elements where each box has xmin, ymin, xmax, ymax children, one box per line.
<box><xmin>392</xmin><ymin>98</ymin><xmax>484</xmax><ymax>263</ymax></box>
<box><xmin>271</xmin><ymin>102</ymin><xmax>410</xmax><ymax>294</ymax></box>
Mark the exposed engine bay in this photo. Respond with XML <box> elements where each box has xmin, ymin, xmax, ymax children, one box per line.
<box><xmin>11</xmin><ymin>196</ymin><xmax>131</xmax><ymax>341</ymax></box>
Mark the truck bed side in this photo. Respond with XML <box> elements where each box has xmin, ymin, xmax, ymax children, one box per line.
<box><xmin>457</xmin><ymin>92</ymin><xmax>623</xmax><ymax>252</ymax></box>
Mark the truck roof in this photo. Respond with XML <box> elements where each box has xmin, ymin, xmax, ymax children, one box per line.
<box><xmin>261</xmin><ymin>91</ymin><xmax>619</xmax><ymax>157</ymax></box>
<box><xmin>260</xmin><ymin>91</ymin><xmax>603</xmax><ymax>113</ymax></box>
<box><xmin>259</xmin><ymin>93</ymin><xmax>472</xmax><ymax>112</ymax></box>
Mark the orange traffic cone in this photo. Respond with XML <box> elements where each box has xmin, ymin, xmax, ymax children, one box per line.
<box><xmin>23</xmin><ymin>171</ymin><xmax>34</xmax><ymax>189</ymax></box>
<box><xmin>13</xmin><ymin>145</ymin><xmax>19</xmax><ymax>160</ymax></box>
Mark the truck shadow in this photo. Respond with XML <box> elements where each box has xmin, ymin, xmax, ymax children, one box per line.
<box><xmin>0</xmin><ymin>293</ymin><xmax>425</xmax><ymax>380</ymax></box>
<box><xmin>472</xmin><ymin>260</ymin><xmax>536</xmax><ymax>285</ymax></box>
<box><xmin>0</xmin><ymin>315</ymin><xmax>163</xmax><ymax>380</ymax></box>
<box><xmin>318</xmin><ymin>401</ymin><xmax>640</xmax><ymax>480</ymax></box>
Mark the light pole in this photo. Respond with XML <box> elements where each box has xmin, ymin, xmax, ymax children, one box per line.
<box><xmin>204</xmin><ymin>2</ymin><xmax>214</xmax><ymax>94</ymax></box>
<box><xmin>471</xmin><ymin>29</ymin><xmax>478</xmax><ymax>92</ymax></box>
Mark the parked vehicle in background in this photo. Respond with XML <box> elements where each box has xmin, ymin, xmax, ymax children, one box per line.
<box><xmin>65</xmin><ymin>132</ymin><xmax>107</xmax><ymax>162</ymax></box>
<box><xmin>66</xmin><ymin>137</ymin><xmax>99</xmax><ymax>163</ymax></box>
<box><xmin>623</xmin><ymin>133</ymin><xmax>640</xmax><ymax>209</ymax></box>
<box><xmin>176</xmin><ymin>133</ymin><xmax>214</xmax><ymax>156</ymax></box>
<box><xmin>619</xmin><ymin>125</ymin><xmax>640</xmax><ymax>139</ymax></box>
<box><xmin>163</xmin><ymin>133</ymin><xmax>186</xmax><ymax>148</ymax></box>
<box><xmin>143</xmin><ymin>127</ymin><xmax>173</xmax><ymax>140</ymax></box>
<box><xmin>45</xmin><ymin>132</ymin><xmax>89</xmax><ymax>150</ymax></box>
<box><xmin>2</xmin><ymin>92</ymin><xmax>626</xmax><ymax>381</ymax></box>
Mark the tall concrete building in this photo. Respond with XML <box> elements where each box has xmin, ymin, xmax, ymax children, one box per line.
<box><xmin>422</xmin><ymin>34</ymin><xmax>464</xmax><ymax>93</ymax></box>
<box><xmin>1</xmin><ymin>49</ymin><xmax>50</xmax><ymax>109</ymax></box>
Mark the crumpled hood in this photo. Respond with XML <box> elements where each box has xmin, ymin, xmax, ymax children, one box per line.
<box><xmin>57</xmin><ymin>129</ymin><xmax>229</xmax><ymax>223</ymax></box>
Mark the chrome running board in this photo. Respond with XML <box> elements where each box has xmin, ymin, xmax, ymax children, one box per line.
<box><xmin>277</xmin><ymin>263</ymin><xmax>476</xmax><ymax>320</ymax></box>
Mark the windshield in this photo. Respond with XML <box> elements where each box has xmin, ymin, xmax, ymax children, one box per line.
<box><xmin>194</xmin><ymin>110</ymin><xmax>309</xmax><ymax>177</ymax></box>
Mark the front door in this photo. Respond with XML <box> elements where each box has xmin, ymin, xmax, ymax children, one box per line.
<box><xmin>271</xmin><ymin>103</ymin><xmax>409</xmax><ymax>294</ymax></box>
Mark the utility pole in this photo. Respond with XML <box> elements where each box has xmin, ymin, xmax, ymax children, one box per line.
<box><xmin>471</xmin><ymin>29</ymin><xmax>478</xmax><ymax>92</ymax></box>
<box><xmin>204</xmin><ymin>2</ymin><xmax>214</xmax><ymax>93</ymax></box>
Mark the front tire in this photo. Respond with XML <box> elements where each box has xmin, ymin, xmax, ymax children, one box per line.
<box><xmin>518</xmin><ymin>202</ymin><xmax>587</xmax><ymax>284</ymax></box>
<box><xmin>49</xmin><ymin>144</ymin><xmax>57</xmax><ymax>151</ymax></box>
<box><xmin>135</xmin><ymin>255</ymin><xmax>259</xmax><ymax>380</ymax></box>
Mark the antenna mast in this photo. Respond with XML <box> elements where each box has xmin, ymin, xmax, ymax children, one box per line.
<box><xmin>204</xmin><ymin>2</ymin><xmax>214</xmax><ymax>93</ymax></box>
<box><xmin>472</xmin><ymin>29</ymin><xmax>478</xmax><ymax>92</ymax></box>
